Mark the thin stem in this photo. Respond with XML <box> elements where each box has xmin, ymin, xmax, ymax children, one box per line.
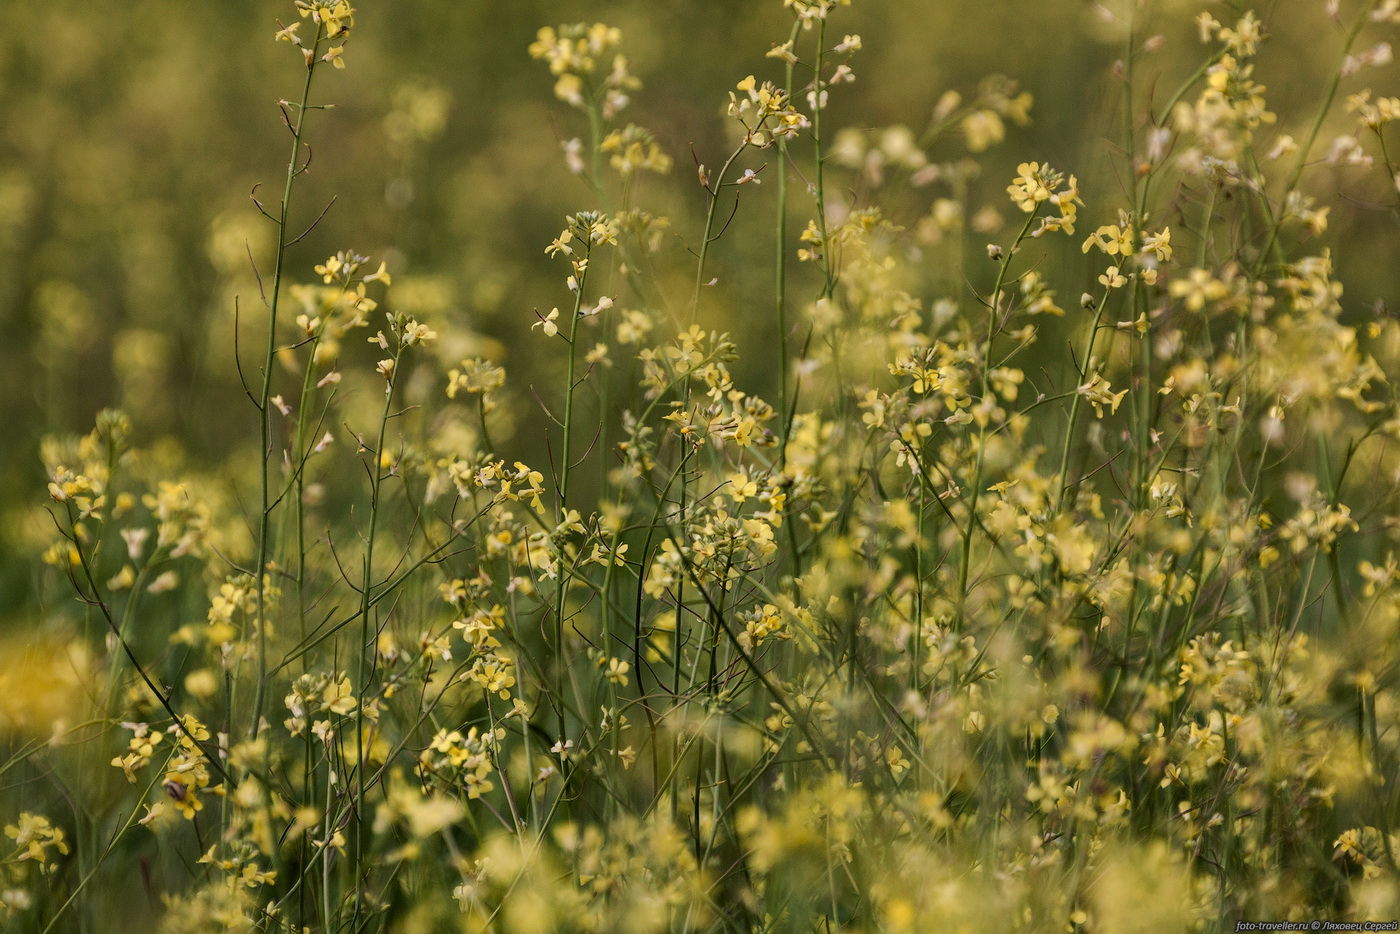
<box><xmin>548</xmin><ymin>252</ymin><xmax>592</xmax><ymax>810</ymax></box>
<box><xmin>776</xmin><ymin>18</ymin><xmax>802</xmax><ymax>461</ymax></box>
<box><xmin>251</xmin><ymin>34</ymin><xmax>324</xmax><ymax>742</ymax></box>
<box><xmin>1054</xmin><ymin>288</ymin><xmax>1114</xmax><ymax>514</ymax></box>
<box><xmin>691</xmin><ymin>146</ymin><xmax>748</xmax><ymax>319</ymax></box>
<box><xmin>558</xmin><ymin>258</ymin><xmax>591</xmax><ymax>518</ymax></box>
<box><xmin>956</xmin><ymin>208</ymin><xmax>1040</xmax><ymax>616</ymax></box>
<box><xmin>1254</xmin><ymin>3</ymin><xmax>1374</xmax><ymax>276</ymax></box>
<box><xmin>811</xmin><ymin>16</ymin><xmax>835</xmax><ymax>300</ymax></box>
<box><xmin>351</xmin><ymin>340</ymin><xmax>402</xmax><ymax>921</ymax></box>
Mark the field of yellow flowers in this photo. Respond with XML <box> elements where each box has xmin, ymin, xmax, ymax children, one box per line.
<box><xmin>7</xmin><ymin>1</ymin><xmax>1400</xmax><ymax>930</ymax></box>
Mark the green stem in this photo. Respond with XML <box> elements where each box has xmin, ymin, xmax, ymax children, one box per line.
<box><xmin>811</xmin><ymin>15</ymin><xmax>835</xmax><ymax>301</ymax></box>
<box><xmin>691</xmin><ymin>146</ymin><xmax>748</xmax><ymax>319</ymax></box>
<box><xmin>549</xmin><ymin>252</ymin><xmax>591</xmax><ymax>801</ymax></box>
<box><xmin>1254</xmin><ymin>3</ymin><xmax>1374</xmax><ymax>277</ymax></box>
<box><xmin>558</xmin><ymin>258</ymin><xmax>590</xmax><ymax>518</ymax></box>
<box><xmin>251</xmin><ymin>32</ymin><xmax>324</xmax><ymax>742</ymax></box>
<box><xmin>957</xmin><ymin>208</ymin><xmax>1040</xmax><ymax>616</ymax></box>
<box><xmin>1054</xmin><ymin>288</ymin><xmax>1114</xmax><ymax>515</ymax></box>
<box><xmin>776</xmin><ymin>18</ymin><xmax>802</xmax><ymax>461</ymax></box>
<box><xmin>351</xmin><ymin>340</ymin><xmax>401</xmax><ymax>922</ymax></box>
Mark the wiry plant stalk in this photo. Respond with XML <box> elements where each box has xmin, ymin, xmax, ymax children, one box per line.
<box><xmin>251</xmin><ymin>25</ymin><xmax>326</xmax><ymax>743</ymax></box>
<box><xmin>351</xmin><ymin>337</ymin><xmax>401</xmax><ymax>922</ymax></box>
<box><xmin>550</xmin><ymin>250</ymin><xmax>591</xmax><ymax>796</ymax></box>
<box><xmin>957</xmin><ymin>208</ymin><xmax>1040</xmax><ymax>618</ymax></box>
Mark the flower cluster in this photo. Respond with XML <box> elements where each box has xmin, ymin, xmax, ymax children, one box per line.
<box><xmin>528</xmin><ymin>23</ymin><xmax>639</xmax><ymax>118</ymax></box>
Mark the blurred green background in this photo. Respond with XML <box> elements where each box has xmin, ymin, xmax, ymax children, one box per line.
<box><xmin>4</xmin><ymin>0</ymin><xmax>1398</xmax><ymax>607</ymax></box>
